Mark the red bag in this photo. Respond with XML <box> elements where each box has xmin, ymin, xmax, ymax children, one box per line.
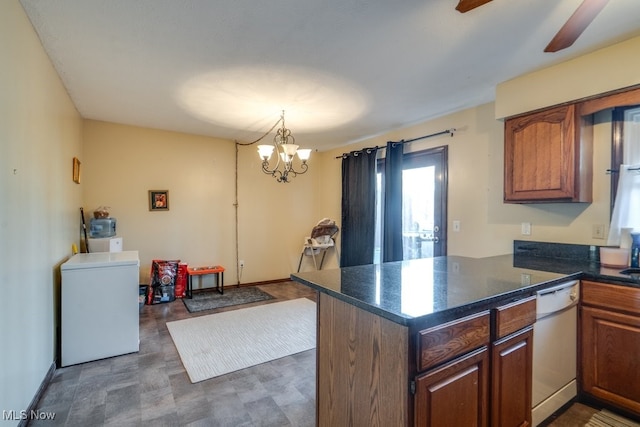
<box><xmin>147</xmin><ymin>259</ymin><xmax>179</xmax><ymax>304</ymax></box>
<box><xmin>174</xmin><ymin>263</ymin><xmax>188</xmax><ymax>298</ymax></box>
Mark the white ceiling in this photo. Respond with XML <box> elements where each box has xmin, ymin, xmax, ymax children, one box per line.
<box><xmin>19</xmin><ymin>0</ymin><xmax>640</xmax><ymax>151</ymax></box>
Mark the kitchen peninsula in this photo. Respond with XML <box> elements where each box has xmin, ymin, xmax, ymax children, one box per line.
<box><xmin>291</xmin><ymin>245</ymin><xmax>640</xmax><ymax>426</ymax></box>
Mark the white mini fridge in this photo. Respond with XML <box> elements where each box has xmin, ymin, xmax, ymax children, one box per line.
<box><xmin>61</xmin><ymin>251</ymin><xmax>140</xmax><ymax>367</ymax></box>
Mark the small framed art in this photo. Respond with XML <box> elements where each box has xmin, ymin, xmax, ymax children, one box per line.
<box><xmin>149</xmin><ymin>190</ymin><xmax>169</xmax><ymax>211</ymax></box>
<box><xmin>72</xmin><ymin>157</ymin><xmax>81</xmax><ymax>184</ymax></box>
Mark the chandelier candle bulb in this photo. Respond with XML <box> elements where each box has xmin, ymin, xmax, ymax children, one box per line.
<box><xmin>297</xmin><ymin>149</ymin><xmax>312</xmax><ymax>161</ymax></box>
<box><xmin>257</xmin><ymin>145</ymin><xmax>274</xmax><ymax>160</ymax></box>
<box><xmin>282</xmin><ymin>144</ymin><xmax>299</xmax><ymax>156</ymax></box>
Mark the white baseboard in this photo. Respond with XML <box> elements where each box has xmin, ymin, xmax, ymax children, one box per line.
<box><xmin>532</xmin><ymin>380</ymin><xmax>577</xmax><ymax>427</ymax></box>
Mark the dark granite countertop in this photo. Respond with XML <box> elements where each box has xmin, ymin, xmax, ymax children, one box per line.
<box><xmin>291</xmin><ymin>241</ymin><xmax>640</xmax><ymax>329</ymax></box>
<box><xmin>512</xmin><ymin>255</ymin><xmax>640</xmax><ymax>285</ymax></box>
<box><xmin>291</xmin><ymin>254</ymin><xmax>571</xmax><ymax>328</ymax></box>
<box><xmin>512</xmin><ymin>239</ymin><xmax>640</xmax><ymax>285</ymax></box>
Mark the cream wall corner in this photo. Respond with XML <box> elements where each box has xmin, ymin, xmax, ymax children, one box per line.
<box><xmin>83</xmin><ymin>121</ymin><xmax>238</xmax><ymax>284</ymax></box>
<box><xmin>1</xmin><ymin>0</ymin><xmax>83</xmax><ymax>421</ymax></box>
<box><xmin>82</xmin><ymin>120</ymin><xmax>322</xmax><ymax>285</ymax></box>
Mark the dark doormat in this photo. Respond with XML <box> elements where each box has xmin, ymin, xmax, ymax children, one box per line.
<box><xmin>182</xmin><ymin>286</ymin><xmax>274</xmax><ymax>313</ymax></box>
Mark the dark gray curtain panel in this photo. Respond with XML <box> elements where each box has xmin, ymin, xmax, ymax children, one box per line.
<box><xmin>341</xmin><ymin>148</ymin><xmax>378</xmax><ymax>267</ymax></box>
<box><xmin>383</xmin><ymin>141</ymin><xmax>403</xmax><ymax>262</ymax></box>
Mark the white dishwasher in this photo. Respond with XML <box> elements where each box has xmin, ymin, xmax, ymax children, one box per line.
<box><xmin>532</xmin><ymin>280</ymin><xmax>579</xmax><ymax>427</ymax></box>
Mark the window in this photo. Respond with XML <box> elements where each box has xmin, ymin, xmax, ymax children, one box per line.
<box><xmin>608</xmin><ymin>105</ymin><xmax>640</xmax><ymax>245</ymax></box>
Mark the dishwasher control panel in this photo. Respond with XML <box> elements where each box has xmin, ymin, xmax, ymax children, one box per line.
<box><xmin>536</xmin><ymin>280</ymin><xmax>579</xmax><ymax>319</ymax></box>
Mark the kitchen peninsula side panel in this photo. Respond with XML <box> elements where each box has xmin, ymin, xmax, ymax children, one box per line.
<box><xmin>316</xmin><ymin>292</ymin><xmax>410</xmax><ymax>426</ymax></box>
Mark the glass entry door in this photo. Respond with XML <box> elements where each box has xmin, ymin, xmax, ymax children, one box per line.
<box><xmin>375</xmin><ymin>146</ymin><xmax>448</xmax><ymax>263</ymax></box>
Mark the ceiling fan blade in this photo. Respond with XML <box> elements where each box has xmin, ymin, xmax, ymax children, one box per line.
<box><xmin>455</xmin><ymin>0</ymin><xmax>493</xmax><ymax>13</ymax></box>
<box><xmin>544</xmin><ymin>0</ymin><xmax>609</xmax><ymax>52</ymax></box>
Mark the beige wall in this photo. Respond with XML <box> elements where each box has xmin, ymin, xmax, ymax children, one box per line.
<box><xmin>82</xmin><ymin>120</ymin><xmax>324</xmax><ymax>285</ymax></box>
<box><xmin>496</xmin><ymin>36</ymin><xmax>640</xmax><ymax>119</ymax></box>
<box><xmin>316</xmin><ymin>103</ymin><xmax>613</xmax><ymax>258</ymax></box>
<box><xmin>0</xmin><ymin>1</ymin><xmax>83</xmax><ymax>421</ymax></box>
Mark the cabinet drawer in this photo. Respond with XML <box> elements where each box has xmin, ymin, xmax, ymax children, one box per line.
<box><xmin>417</xmin><ymin>311</ymin><xmax>490</xmax><ymax>372</ymax></box>
<box><xmin>493</xmin><ymin>296</ymin><xmax>536</xmax><ymax>340</ymax></box>
<box><xmin>582</xmin><ymin>281</ymin><xmax>640</xmax><ymax>315</ymax></box>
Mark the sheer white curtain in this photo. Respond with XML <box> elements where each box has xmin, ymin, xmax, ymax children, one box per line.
<box><xmin>607</xmin><ymin>165</ymin><xmax>640</xmax><ymax>245</ymax></box>
<box><xmin>607</xmin><ymin>111</ymin><xmax>640</xmax><ymax>246</ymax></box>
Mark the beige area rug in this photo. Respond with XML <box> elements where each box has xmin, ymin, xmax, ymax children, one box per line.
<box><xmin>586</xmin><ymin>409</ymin><xmax>640</xmax><ymax>427</ymax></box>
<box><xmin>166</xmin><ymin>298</ymin><xmax>316</xmax><ymax>383</ymax></box>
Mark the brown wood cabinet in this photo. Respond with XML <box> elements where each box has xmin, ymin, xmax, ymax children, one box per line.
<box><xmin>491</xmin><ymin>327</ymin><xmax>533</xmax><ymax>427</ymax></box>
<box><xmin>414</xmin><ymin>297</ymin><xmax>536</xmax><ymax>427</ymax></box>
<box><xmin>504</xmin><ymin>104</ymin><xmax>592</xmax><ymax>203</ymax></box>
<box><xmin>315</xmin><ymin>291</ymin><xmax>536</xmax><ymax>426</ymax></box>
<box><xmin>415</xmin><ymin>347</ymin><xmax>489</xmax><ymax>427</ymax></box>
<box><xmin>414</xmin><ymin>312</ymin><xmax>491</xmax><ymax>426</ymax></box>
<box><xmin>491</xmin><ymin>296</ymin><xmax>536</xmax><ymax>427</ymax></box>
<box><xmin>580</xmin><ymin>281</ymin><xmax>640</xmax><ymax>417</ymax></box>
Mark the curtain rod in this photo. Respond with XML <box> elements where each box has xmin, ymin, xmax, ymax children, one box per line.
<box><xmin>335</xmin><ymin>128</ymin><xmax>456</xmax><ymax>159</ymax></box>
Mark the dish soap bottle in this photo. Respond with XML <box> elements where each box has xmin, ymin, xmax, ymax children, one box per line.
<box><xmin>630</xmin><ymin>232</ymin><xmax>640</xmax><ymax>268</ymax></box>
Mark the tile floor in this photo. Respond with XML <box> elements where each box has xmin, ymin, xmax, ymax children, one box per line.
<box><xmin>30</xmin><ymin>281</ymin><xmax>593</xmax><ymax>426</ymax></box>
<box><xmin>30</xmin><ymin>282</ymin><xmax>316</xmax><ymax>427</ymax></box>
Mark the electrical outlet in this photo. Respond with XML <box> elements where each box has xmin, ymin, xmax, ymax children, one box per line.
<box><xmin>239</xmin><ymin>260</ymin><xmax>245</xmax><ymax>268</ymax></box>
<box><xmin>453</xmin><ymin>220</ymin><xmax>460</xmax><ymax>232</ymax></box>
<box><xmin>521</xmin><ymin>222</ymin><xmax>531</xmax><ymax>236</ymax></box>
<box><xmin>592</xmin><ymin>224</ymin><xmax>605</xmax><ymax>239</ymax></box>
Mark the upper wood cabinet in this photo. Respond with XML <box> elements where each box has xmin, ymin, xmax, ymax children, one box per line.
<box><xmin>504</xmin><ymin>104</ymin><xmax>593</xmax><ymax>203</ymax></box>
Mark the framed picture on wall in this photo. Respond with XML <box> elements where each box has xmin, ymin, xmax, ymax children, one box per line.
<box><xmin>149</xmin><ymin>190</ymin><xmax>169</xmax><ymax>211</ymax></box>
<box><xmin>72</xmin><ymin>157</ymin><xmax>81</xmax><ymax>184</ymax></box>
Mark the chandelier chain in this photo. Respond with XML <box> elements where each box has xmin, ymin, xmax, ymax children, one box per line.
<box><xmin>234</xmin><ymin>116</ymin><xmax>283</xmax><ymax>147</ymax></box>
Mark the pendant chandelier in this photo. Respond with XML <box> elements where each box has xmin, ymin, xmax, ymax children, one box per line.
<box><xmin>257</xmin><ymin>111</ymin><xmax>311</xmax><ymax>183</ymax></box>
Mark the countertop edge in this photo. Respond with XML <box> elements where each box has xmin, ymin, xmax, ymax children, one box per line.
<box><xmin>291</xmin><ymin>270</ymin><xmax>584</xmax><ymax>329</ymax></box>
<box><xmin>290</xmin><ymin>276</ymin><xmax>414</xmax><ymax>326</ymax></box>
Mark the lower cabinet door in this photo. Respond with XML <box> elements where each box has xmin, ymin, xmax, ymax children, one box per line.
<box><xmin>414</xmin><ymin>346</ymin><xmax>489</xmax><ymax>427</ymax></box>
<box><xmin>491</xmin><ymin>326</ymin><xmax>533</xmax><ymax>427</ymax></box>
<box><xmin>581</xmin><ymin>305</ymin><xmax>640</xmax><ymax>415</ymax></box>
